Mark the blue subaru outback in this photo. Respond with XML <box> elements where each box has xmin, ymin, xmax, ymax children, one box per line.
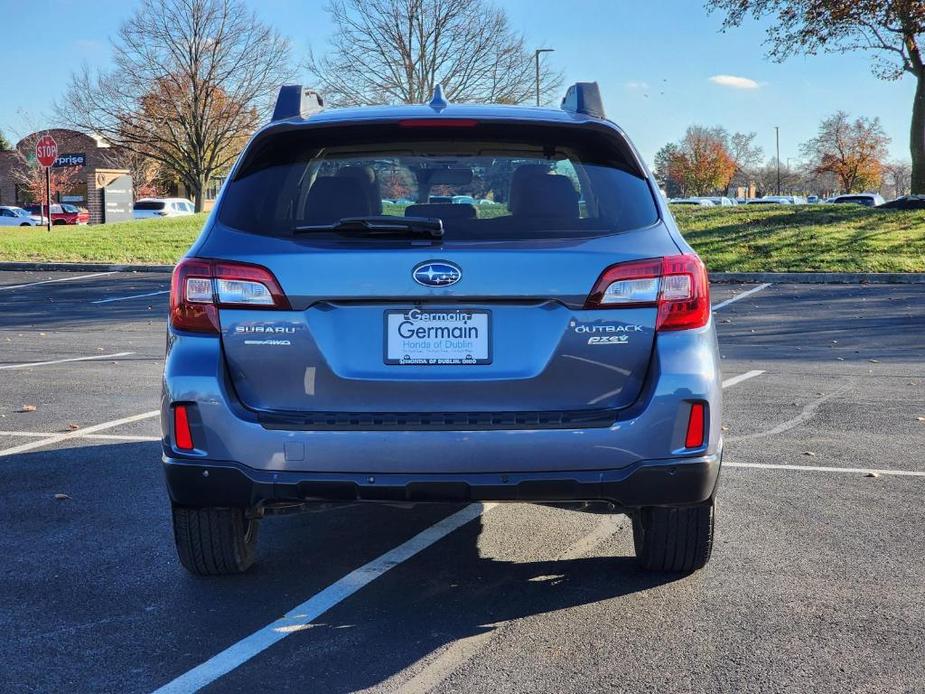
<box><xmin>162</xmin><ymin>83</ymin><xmax>722</xmax><ymax>575</ymax></box>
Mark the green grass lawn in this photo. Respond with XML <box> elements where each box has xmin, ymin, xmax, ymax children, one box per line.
<box><xmin>0</xmin><ymin>205</ymin><xmax>923</xmax><ymax>271</ymax></box>
<box><xmin>674</xmin><ymin>205</ymin><xmax>925</xmax><ymax>272</ymax></box>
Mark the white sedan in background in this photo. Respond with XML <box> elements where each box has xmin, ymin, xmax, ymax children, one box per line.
<box><xmin>669</xmin><ymin>197</ymin><xmax>715</xmax><ymax>206</ymax></box>
<box><xmin>0</xmin><ymin>205</ymin><xmax>47</xmax><ymax>226</ymax></box>
<box><xmin>133</xmin><ymin>198</ymin><xmax>196</xmax><ymax>220</ymax></box>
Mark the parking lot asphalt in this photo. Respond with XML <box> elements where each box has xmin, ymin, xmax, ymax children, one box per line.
<box><xmin>1</xmin><ymin>271</ymin><xmax>923</xmax><ymax>693</ymax></box>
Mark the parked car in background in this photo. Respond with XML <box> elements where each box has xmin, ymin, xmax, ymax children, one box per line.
<box><xmin>696</xmin><ymin>196</ymin><xmax>736</xmax><ymax>206</ymax></box>
<box><xmin>830</xmin><ymin>193</ymin><xmax>885</xmax><ymax>207</ymax></box>
<box><xmin>0</xmin><ymin>206</ymin><xmax>43</xmax><ymax>226</ymax></box>
<box><xmin>23</xmin><ymin>203</ymin><xmax>88</xmax><ymax>225</ymax></box>
<box><xmin>877</xmin><ymin>195</ymin><xmax>925</xmax><ymax>210</ymax></box>
<box><xmin>807</xmin><ymin>195</ymin><xmax>820</xmax><ymax>204</ymax></box>
<box><xmin>669</xmin><ymin>197</ymin><xmax>715</xmax><ymax>206</ymax></box>
<box><xmin>133</xmin><ymin>198</ymin><xmax>196</xmax><ymax>220</ymax></box>
<box><xmin>746</xmin><ymin>197</ymin><xmax>792</xmax><ymax>205</ymax></box>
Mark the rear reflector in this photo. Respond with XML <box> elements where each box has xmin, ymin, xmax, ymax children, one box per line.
<box><xmin>170</xmin><ymin>258</ymin><xmax>289</xmax><ymax>333</ymax></box>
<box><xmin>585</xmin><ymin>254</ymin><xmax>710</xmax><ymax>332</ymax></box>
<box><xmin>173</xmin><ymin>405</ymin><xmax>194</xmax><ymax>451</ymax></box>
<box><xmin>685</xmin><ymin>402</ymin><xmax>706</xmax><ymax>448</ymax></box>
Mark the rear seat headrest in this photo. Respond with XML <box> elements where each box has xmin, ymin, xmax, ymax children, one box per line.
<box><xmin>303</xmin><ymin>177</ymin><xmax>370</xmax><ymax>224</ymax></box>
<box><xmin>337</xmin><ymin>166</ymin><xmax>382</xmax><ymax>214</ymax></box>
<box><xmin>509</xmin><ymin>168</ymin><xmax>579</xmax><ymax>218</ymax></box>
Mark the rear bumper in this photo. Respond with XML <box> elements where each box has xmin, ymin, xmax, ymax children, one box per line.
<box><xmin>163</xmin><ymin>450</ymin><xmax>721</xmax><ymax>510</ymax></box>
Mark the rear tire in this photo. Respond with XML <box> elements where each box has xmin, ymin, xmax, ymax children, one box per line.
<box><xmin>632</xmin><ymin>500</ymin><xmax>714</xmax><ymax>573</ymax></box>
<box><xmin>172</xmin><ymin>505</ymin><xmax>259</xmax><ymax>576</ymax></box>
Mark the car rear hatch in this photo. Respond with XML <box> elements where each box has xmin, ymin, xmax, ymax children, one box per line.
<box><xmin>182</xmin><ymin>117</ymin><xmax>695</xmax><ymax>425</ymax></box>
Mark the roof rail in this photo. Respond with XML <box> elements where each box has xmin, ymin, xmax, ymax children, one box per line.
<box><xmin>560</xmin><ymin>82</ymin><xmax>606</xmax><ymax>119</ymax></box>
<box><xmin>272</xmin><ymin>85</ymin><xmax>324</xmax><ymax>122</ymax></box>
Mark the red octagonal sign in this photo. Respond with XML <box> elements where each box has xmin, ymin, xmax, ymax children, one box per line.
<box><xmin>35</xmin><ymin>134</ymin><xmax>59</xmax><ymax>168</ymax></box>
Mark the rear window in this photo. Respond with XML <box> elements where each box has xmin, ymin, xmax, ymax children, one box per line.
<box><xmin>218</xmin><ymin>123</ymin><xmax>658</xmax><ymax>240</ymax></box>
<box><xmin>134</xmin><ymin>201</ymin><xmax>166</xmax><ymax>211</ymax></box>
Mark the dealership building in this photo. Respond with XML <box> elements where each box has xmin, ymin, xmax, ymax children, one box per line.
<box><xmin>0</xmin><ymin>128</ymin><xmax>132</xmax><ymax>224</ymax></box>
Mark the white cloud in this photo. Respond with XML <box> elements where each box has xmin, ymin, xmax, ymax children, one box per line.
<box><xmin>709</xmin><ymin>74</ymin><xmax>761</xmax><ymax>90</ymax></box>
<box><xmin>625</xmin><ymin>81</ymin><xmax>650</xmax><ymax>91</ymax></box>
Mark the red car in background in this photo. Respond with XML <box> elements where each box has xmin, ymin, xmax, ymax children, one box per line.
<box><xmin>23</xmin><ymin>203</ymin><xmax>90</xmax><ymax>225</ymax></box>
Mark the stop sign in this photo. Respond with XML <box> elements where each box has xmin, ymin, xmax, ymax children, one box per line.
<box><xmin>35</xmin><ymin>134</ymin><xmax>58</xmax><ymax>168</ymax></box>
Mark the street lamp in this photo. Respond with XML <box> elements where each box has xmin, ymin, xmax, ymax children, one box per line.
<box><xmin>535</xmin><ymin>48</ymin><xmax>555</xmax><ymax>106</ymax></box>
<box><xmin>775</xmin><ymin>126</ymin><xmax>781</xmax><ymax>196</ymax></box>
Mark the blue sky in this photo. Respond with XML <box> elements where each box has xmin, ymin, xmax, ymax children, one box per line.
<box><xmin>0</xmin><ymin>0</ymin><xmax>914</xmax><ymax>167</ymax></box>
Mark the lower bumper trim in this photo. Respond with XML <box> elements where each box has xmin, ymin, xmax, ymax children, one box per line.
<box><xmin>163</xmin><ymin>453</ymin><xmax>721</xmax><ymax>510</ymax></box>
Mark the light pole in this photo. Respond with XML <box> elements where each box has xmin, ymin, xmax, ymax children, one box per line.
<box><xmin>535</xmin><ymin>48</ymin><xmax>555</xmax><ymax>106</ymax></box>
<box><xmin>775</xmin><ymin>126</ymin><xmax>781</xmax><ymax>195</ymax></box>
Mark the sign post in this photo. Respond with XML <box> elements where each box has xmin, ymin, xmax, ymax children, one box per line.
<box><xmin>35</xmin><ymin>134</ymin><xmax>58</xmax><ymax>232</ymax></box>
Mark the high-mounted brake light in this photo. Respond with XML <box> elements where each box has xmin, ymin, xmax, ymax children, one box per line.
<box><xmin>397</xmin><ymin>119</ymin><xmax>479</xmax><ymax>128</ymax></box>
<box><xmin>169</xmin><ymin>258</ymin><xmax>289</xmax><ymax>334</ymax></box>
<box><xmin>584</xmin><ymin>254</ymin><xmax>710</xmax><ymax>331</ymax></box>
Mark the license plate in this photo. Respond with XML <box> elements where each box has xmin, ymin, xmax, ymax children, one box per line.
<box><xmin>385</xmin><ymin>309</ymin><xmax>491</xmax><ymax>365</ymax></box>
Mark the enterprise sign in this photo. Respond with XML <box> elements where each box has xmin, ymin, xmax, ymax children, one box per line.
<box><xmin>53</xmin><ymin>152</ymin><xmax>86</xmax><ymax>168</ymax></box>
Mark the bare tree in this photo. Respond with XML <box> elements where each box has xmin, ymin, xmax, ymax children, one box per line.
<box><xmin>707</xmin><ymin>0</ymin><xmax>925</xmax><ymax>193</ymax></box>
<box><xmin>883</xmin><ymin>160</ymin><xmax>912</xmax><ymax>197</ymax></box>
<box><xmin>727</xmin><ymin>131</ymin><xmax>763</xmax><ymax>193</ymax></box>
<box><xmin>58</xmin><ymin>0</ymin><xmax>291</xmax><ymax>211</ymax></box>
<box><xmin>305</xmin><ymin>0</ymin><xmax>563</xmax><ymax>106</ymax></box>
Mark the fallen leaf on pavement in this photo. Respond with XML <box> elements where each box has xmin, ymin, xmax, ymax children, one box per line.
<box><xmin>53</xmin><ymin>493</ymin><xmax>71</xmax><ymax>501</ymax></box>
<box><xmin>66</xmin><ymin>423</ymin><xmax>80</xmax><ymax>431</ymax></box>
<box><xmin>802</xmin><ymin>451</ymin><xmax>816</xmax><ymax>457</ymax></box>
<box><xmin>865</xmin><ymin>472</ymin><xmax>879</xmax><ymax>478</ymax></box>
<box><xmin>19</xmin><ymin>404</ymin><xmax>37</xmax><ymax>412</ymax></box>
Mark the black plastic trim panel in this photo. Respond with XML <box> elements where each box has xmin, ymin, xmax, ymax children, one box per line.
<box><xmin>256</xmin><ymin>408</ymin><xmax>619</xmax><ymax>431</ymax></box>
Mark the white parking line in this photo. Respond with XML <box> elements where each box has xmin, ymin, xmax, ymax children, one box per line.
<box><xmin>0</xmin><ymin>410</ymin><xmax>159</xmax><ymax>458</ymax></box>
<box><xmin>153</xmin><ymin>503</ymin><xmax>495</xmax><ymax>694</ymax></box>
<box><xmin>712</xmin><ymin>283</ymin><xmax>772</xmax><ymax>311</ymax></box>
<box><xmin>0</xmin><ymin>352</ymin><xmax>135</xmax><ymax>370</ymax></box>
<box><xmin>0</xmin><ymin>431</ymin><xmax>159</xmax><ymax>442</ymax></box>
<box><xmin>721</xmin><ymin>370</ymin><xmax>765</xmax><ymax>389</ymax></box>
<box><xmin>0</xmin><ymin>271</ymin><xmax>116</xmax><ymax>291</ymax></box>
<box><xmin>91</xmin><ymin>289</ymin><xmax>170</xmax><ymax>304</ymax></box>
<box><xmin>726</xmin><ymin>462</ymin><xmax>925</xmax><ymax>477</ymax></box>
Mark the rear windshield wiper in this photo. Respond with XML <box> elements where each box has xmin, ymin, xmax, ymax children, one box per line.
<box><xmin>294</xmin><ymin>216</ymin><xmax>444</xmax><ymax>239</ymax></box>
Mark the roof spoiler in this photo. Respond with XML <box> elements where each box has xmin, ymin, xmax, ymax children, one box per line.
<box><xmin>272</xmin><ymin>85</ymin><xmax>325</xmax><ymax>122</ymax></box>
<box><xmin>560</xmin><ymin>82</ymin><xmax>605</xmax><ymax>119</ymax></box>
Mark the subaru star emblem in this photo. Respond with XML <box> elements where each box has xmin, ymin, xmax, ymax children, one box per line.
<box><xmin>412</xmin><ymin>261</ymin><xmax>462</xmax><ymax>287</ymax></box>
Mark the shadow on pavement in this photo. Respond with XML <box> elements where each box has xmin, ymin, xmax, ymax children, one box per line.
<box><xmin>0</xmin><ymin>440</ymin><xmax>675</xmax><ymax>693</ymax></box>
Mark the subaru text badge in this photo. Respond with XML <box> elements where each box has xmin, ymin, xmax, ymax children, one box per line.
<box><xmin>412</xmin><ymin>261</ymin><xmax>462</xmax><ymax>287</ymax></box>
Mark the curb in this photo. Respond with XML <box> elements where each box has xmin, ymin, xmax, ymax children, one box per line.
<box><xmin>1</xmin><ymin>262</ymin><xmax>924</xmax><ymax>284</ymax></box>
<box><xmin>0</xmin><ymin>261</ymin><xmax>174</xmax><ymax>273</ymax></box>
<box><xmin>710</xmin><ymin>271</ymin><xmax>925</xmax><ymax>284</ymax></box>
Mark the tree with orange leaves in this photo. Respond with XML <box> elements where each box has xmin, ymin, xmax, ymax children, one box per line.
<box><xmin>655</xmin><ymin>126</ymin><xmax>737</xmax><ymax>196</ymax></box>
<box><xmin>801</xmin><ymin>111</ymin><xmax>890</xmax><ymax>193</ymax></box>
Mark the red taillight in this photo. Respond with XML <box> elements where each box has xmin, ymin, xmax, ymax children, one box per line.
<box><xmin>173</xmin><ymin>404</ymin><xmax>194</xmax><ymax>451</ymax></box>
<box><xmin>397</xmin><ymin>119</ymin><xmax>479</xmax><ymax>128</ymax></box>
<box><xmin>685</xmin><ymin>402</ymin><xmax>706</xmax><ymax>448</ymax></box>
<box><xmin>584</xmin><ymin>254</ymin><xmax>710</xmax><ymax>331</ymax></box>
<box><xmin>169</xmin><ymin>258</ymin><xmax>289</xmax><ymax>334</ymax></box>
